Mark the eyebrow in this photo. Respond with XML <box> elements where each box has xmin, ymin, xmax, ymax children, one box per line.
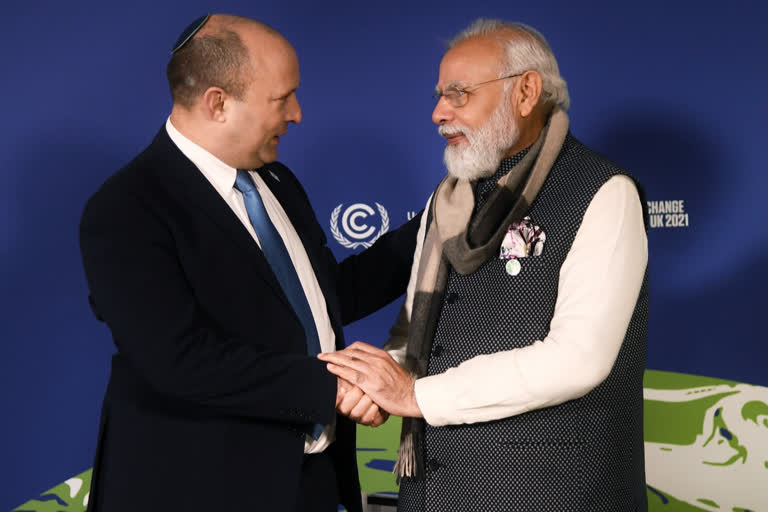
<box><xmin>271</xmin><ymin>85</ymin><xmax>299</xmax><ymax>101</ymax></box>
<box><xmin>435</xmin><ymin>80</ymin><xmax>468</xmax><ymax>92</ymax></box>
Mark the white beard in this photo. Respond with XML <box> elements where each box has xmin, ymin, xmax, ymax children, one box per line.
<box><xmin>440</xmin><ymin>97</ymin><xmax>520</xmax><ymax>181</ymax></box>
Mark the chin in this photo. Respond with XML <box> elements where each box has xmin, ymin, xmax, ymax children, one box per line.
<box><xmin>444</xmin><ymin>147</ymin><xmax>499</xmax><ymax>181</ymax></box>
<box><xmin>257</xmin><ymin>150</ymin><xmax>279</xmax><ymax>167</ymax></box>
<box><xmin>446</xmin><ymin>166</ymin><xmax>497</xmax><ymax>181</ymax></box>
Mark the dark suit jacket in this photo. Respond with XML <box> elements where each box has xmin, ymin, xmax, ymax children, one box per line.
<box><xmin>79</xmin><ymin>127</ymin><xmax>419</xmax><ymax>512</ymax></box>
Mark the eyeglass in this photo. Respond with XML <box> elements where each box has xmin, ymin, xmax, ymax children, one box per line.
<box><xmin>433</xmin><ymin>73</ymin><xmax>524</xmax><ymax>107</ymax></box>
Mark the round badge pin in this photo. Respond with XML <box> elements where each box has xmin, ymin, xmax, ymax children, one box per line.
<box><xmin>505</xmin><ymin>259</ymin><xmax>521</xmax><ymax>276</ymax></box>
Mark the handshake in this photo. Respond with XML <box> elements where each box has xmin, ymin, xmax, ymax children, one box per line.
<box><xmin>317</xmin><ymin>341</ymin><xmax>422</xmax><ymax>427</ymax></box>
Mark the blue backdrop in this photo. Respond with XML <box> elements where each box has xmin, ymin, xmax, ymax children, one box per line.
<box><xmin>2</xmin><ymin>1</ymin><xmax>766</xmax><ymax>509</ymax></box>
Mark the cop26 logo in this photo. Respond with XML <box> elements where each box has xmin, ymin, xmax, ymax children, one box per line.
<box><xmin>330</xmin><ymin>203</ymin><xmax>390</xmax><ymax>249</ymax></box>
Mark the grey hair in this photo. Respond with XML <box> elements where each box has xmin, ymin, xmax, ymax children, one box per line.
<box><xmin>449</xmin><ymin>18</ymin><xmax>570</xmax><ymax>111</ymax></box>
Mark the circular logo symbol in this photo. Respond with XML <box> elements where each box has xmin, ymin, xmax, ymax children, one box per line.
<box><xmin>330</xmin><ymin>203</ymin><xmax>390</xmax><ymax>249</ymax></box>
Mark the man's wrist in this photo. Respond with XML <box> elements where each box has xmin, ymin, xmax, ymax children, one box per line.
<box><xmin>406</xmin><ymin>375</ymin><xmax>423</xmax><ymax>418</ymax></box>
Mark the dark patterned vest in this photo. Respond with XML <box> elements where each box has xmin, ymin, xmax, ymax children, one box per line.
<box><xmin>399</xmin><ymin>134</ymin><xmax>649</xmax><ymax>512</ymax></box>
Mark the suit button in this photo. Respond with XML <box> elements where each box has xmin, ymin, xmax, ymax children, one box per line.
<box><xmin>432</xmin><ymin>344</ymin><xmax>444</xmax><ymax>357</ymax></box>
<box><xmin>446</xmin><ymin>292</ymin><xmax>459</xmax><ymax>304</ymax></box>
<box><xmin>427</xmin><ymin>458</ymin><xmax>441</xmax><ymax>472</ymax></box>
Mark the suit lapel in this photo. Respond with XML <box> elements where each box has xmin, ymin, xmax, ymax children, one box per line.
<box><xmin>255</xmin><ymin>165</ymin><xmax>344</xmax><ymax>343</ymax></box>
<box><xmin>255</xmin><ymin>165</ymin><xmax>329</xmax><ymax>288</ymax></box>
<box><xmin>146</xmin><ymin>128</ymin><xmax>291</xmax><ymax>309</ymax></box>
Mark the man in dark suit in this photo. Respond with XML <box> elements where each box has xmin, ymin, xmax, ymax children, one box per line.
<box><xmin>79</xmin><ymin>14</ymin><xmax>418</xmax><ymax>512</ymax></box>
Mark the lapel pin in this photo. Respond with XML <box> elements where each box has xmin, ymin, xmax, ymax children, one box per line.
<box><xmin>505</xmin><ymin>259</ymin><xmax>522</xmax><ymax>276</ymax></box>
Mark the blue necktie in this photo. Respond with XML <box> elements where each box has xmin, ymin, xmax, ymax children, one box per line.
<box><xmin>234</xmin><ymin>169</ymin><xmax>325</xmax><ymax>439</ymax></box>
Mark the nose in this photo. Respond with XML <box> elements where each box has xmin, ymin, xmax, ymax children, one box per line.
<box><xmin>288</xmin><ymin>93</ymin><xmax>302</xmax><ymax>124</ymax></box>
<box><xmin>432</xmin><ymin>96</ymin><xmax>454</xmax><ymax>126</ymax></box>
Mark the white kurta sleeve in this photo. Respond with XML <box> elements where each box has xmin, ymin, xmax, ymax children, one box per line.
<box><xmin>414</xmin><ymin>175</ymin><xmax>648</xmax><ymax>426</ymax></box>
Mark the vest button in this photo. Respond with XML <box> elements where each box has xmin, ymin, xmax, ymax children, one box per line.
<box><xmin>427</xmin><ymin>458</ymin><xmax>441</xmax><ymax>471</ymax></box>
<box><xmin>432</xmin><ymin>344</ymin><xmax>444</xmax><ymax>357</ymax></box>
<box><xmin>446</xmin><ymin>292</ymin><xmax>459</xmax><ymax>304</ymax></box>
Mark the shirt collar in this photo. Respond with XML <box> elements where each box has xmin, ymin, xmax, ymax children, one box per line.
<box><xmin>165</xmin><ymin>117</ymin><xmax>239</xmax><ymax>195</ymax></box>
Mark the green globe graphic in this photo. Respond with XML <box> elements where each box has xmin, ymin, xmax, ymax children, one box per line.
<box><xmin>13</xmin><ymin>371</ymin><xmax>768</xmax><ymax>512</ymax></box>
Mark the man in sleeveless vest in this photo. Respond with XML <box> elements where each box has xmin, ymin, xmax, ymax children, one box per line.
<box><xmin>320</xmin><ymin>18</ymin><xmax>649</xmax><ymax>512</ymax></box>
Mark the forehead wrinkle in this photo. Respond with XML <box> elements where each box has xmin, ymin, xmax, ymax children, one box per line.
<box><xmin>439</xmin><ymin>36</ymin><xmax>505</xmax><ymax>84</ymax></box>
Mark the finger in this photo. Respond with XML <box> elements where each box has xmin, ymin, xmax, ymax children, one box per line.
<box><xmin>321</xmin><ymin>346</ymin><xmax>383</xmax><ymax>365</ymax></box>
<box><xmin>319</xmin><ymin>346</ymin><xmax>367</xmax><ymax>357</ymax></box>
<box><xmin>338</xmin><ymin>385</ymin><xmax>364</xmax><ymax>415</ymax></box>
<box><xmin>322</xmin><ymin>353</ymin><xmax>377</xmax><ymax>378</ymax></box>
<box><xmin>336</xmin><ymin>377</ymin><xmax>352</xmax><ymax>407</ymax></box>
<box><xmin>321</xmin><ymin>347</ymin><xmax>374</xmax><ymax>361</ymax></box>
<box><xmin>319</xmin><ymin>351</ymin><xmax>364</xmax><ymax>366</ymax></box>
<box><xmin>360</xmin><ymin>401</ymin><xmax>382</xmax><ymax>426</ymax></box>
<box><xmin>325</xmin><ymin>362</ymin><xmax>365</xmax><ymax>387</ymax></box>
<box><xmin>348</xmin><ymin>341</ymin><xmax>388</xmax><ymax>357</ymax></box>
<box><xmin>344</xmin><ymin>345</ymin><xmax>397</xmax><ymax>368</ymax></box>
<box><xmin>375</xmin><ymin>410</ymin><xmax>391</xmax><ymax>428</ymax></box>
<box><xmin>368</xmin><ymin>408</ymin><xmax>390</xmax><ymax>428</ymax></box>
<box><xmin>349</xmin><ymin>393</ymin><xmax>374</xmax><ymax>421</ymax></box>
<box><xmin>329</xmin><ymin>349</ymin><xmax>403</xmax><ymax>385</ymax></box>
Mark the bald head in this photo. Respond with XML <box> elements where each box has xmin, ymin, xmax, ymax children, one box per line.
<box><xmin>166</xmin><ymin>14</ymin><xmax>289</xmax><ymax>108</ymax></box>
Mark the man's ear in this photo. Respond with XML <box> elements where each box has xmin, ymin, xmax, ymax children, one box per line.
<box><xmin>516</xmin><ymin>71</ymin><xmax>543</xmax><ymax>118</ymax></box>
<box><xmin>201</xmin><ymin>86</ymin><xmax>227</xmax><ymax>122</ymax></box>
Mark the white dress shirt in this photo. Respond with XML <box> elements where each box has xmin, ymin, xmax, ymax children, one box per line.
<box><xmin>387</xmin><ymin>175</ymin><xmax>648</xmax><ymax>426</ymax></box>
<box><xmin>166</xmin><ymin>119</ymin><xmax>335</xmax><ymax>452</ymax></box>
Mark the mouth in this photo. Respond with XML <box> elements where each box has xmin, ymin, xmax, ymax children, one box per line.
<box><xmin>439</xmin><ymin>125</ymin><xmax>468</xmax><ymax>146</ymax></box>
<box><xmin>272</xmin><ymin>132</ymin><xmax>286</xmax><ymax>144</ymax></box>
<box><xmin>444</xmin><ymin>133</ymin><xmax>467</xmax><ymax>145</ymax></box>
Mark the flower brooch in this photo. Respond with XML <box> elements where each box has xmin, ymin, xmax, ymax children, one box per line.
<box><xmin>499</xmin><ymin>216</ymin><xmax>546</xmax><ymax>276</ymax></box>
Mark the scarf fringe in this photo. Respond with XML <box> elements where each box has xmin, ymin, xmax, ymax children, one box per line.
<box><xmin>394</xmin><ymin>432</ymin><xmax>414</xmax><ymax>482</ymax></box>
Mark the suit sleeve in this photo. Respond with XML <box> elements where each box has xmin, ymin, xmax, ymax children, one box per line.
<box><xmin>271</xmin><ymin>161</ymin><xmax>423</xmax><ymax>326</ymax></box>
<box><xmin>79</xmin><ymin>185</ymin><xmax>337</xmax><ymax>426</ymax></box>
<box><xmin>337</xmin><ymin>211</ymin><xmax>423</xmax><ymax>325</ymax></box>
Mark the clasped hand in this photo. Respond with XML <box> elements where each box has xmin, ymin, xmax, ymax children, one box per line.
<box><xmin>320</xmin><ymin>342</ymin><xmax>422</xmax><ymax>427</ymax></box>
